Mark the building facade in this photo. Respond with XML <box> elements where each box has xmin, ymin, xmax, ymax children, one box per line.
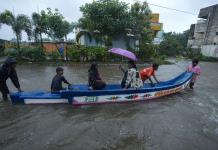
<box><xmin>75</xmin><ymin>29</ymin><xmax>137</xmax><ymax>50</ymax></box>
<box><xmin>150</xmin><ymin>13</ymin><xmax>164</xmax><ymax>45</ymax></box>
<box><xmin>76</xmin><ymin>13</ymin><xmax>164</xmax><ymax>49</ymax></box>
<box><xmin>187</xmin><ymin>4</ymin><xmax>218</xmax><ymax>57</ymax></box>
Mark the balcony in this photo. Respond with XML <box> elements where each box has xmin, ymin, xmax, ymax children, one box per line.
<box><xmin>195</xmin><ymin>20</ymin><xmax>207</xmax><ymax>33</ymax></box>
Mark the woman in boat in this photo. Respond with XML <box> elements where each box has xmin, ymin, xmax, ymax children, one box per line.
<box><xmin>120</xmin><ymin>60</ymin><xmax>143</xmax><ymax>89</ymax></box>
<box><xmin>88</xmin><ymin>62</ymin><xmax>106</xmax><ymax>90</ymax></box>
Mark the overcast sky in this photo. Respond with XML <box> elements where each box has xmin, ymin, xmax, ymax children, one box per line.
<box><xmin>0</xmin><ymin>0</ymin><xmax>217</xmax><ymax>41</ymax></box>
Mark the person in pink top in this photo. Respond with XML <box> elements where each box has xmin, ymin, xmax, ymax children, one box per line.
<box><xmin>187</xmin><ymin>58</ymin><xmax>201</xmax><ymax>89</ymax></box>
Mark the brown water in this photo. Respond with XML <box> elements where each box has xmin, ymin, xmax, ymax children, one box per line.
<box><xmin>0</xmin><ymin>61</ymin><xmax>218</xmax><ymax>150</ymax></box>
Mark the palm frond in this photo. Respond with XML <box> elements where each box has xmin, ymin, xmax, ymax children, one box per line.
<box><xmin>0</xmin><ymin>10</ymin><xmax>15</xmax><ymax>25</ymax></box>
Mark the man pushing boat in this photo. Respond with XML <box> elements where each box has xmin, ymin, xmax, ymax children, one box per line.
<box><xmin>0</xmin><ymin>57</ymin><xmax>23</xmax><ymax>101</ymax></box>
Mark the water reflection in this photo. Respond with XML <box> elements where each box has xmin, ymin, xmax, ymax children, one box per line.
<box><xmin>0</xmin><ymin>61</ymin><xmax>218</xmax><ymax>150</ymax></box>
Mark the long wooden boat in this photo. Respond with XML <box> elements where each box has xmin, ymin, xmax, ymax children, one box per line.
<box><xmin>10</xmin><ymin>72</ymin><xmax>193</xmax><ymax>105</ymax></box>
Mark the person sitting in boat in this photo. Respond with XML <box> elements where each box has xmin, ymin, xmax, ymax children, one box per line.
<box><xmin>51</xmin><ymin>67</ymin><xmax>71</xmax><ymax>91</ymax></box>
<box><xmin>120</xmin><ymin>60</ymin><xmax>143</xmax><ymax>89</ymax></box>
<box><xmin>186</xmin><ymin>58</ymin><xmax>201</xmax><ymax>89</ymax></box>
<box><xmin>88</xmin><ymin>62</ymin><xmax>106</xmax><ymax>90</ymax></box>
<box><xmin>0</xmin><ymin>57</ymin><xmax>23</xmax><ymax>101</ymax></box>
<box><xmin>119</xmin><ymin>64</ymin><xmax>127</xmax><ymax>88</ymax></box>
<box><xmin>140</xmin><ymin>63</ymin><xmax>159</xmax><ymax>86</ymax></box>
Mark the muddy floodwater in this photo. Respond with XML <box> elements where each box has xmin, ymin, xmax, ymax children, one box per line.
<box><xmin>0</xmin><ymin>61</ymin><xmax>218</xmax><ymax>150</ymax></box>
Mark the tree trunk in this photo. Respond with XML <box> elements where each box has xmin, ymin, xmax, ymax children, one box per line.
<box><xmin>40</xmin><ymin>32</ymin><xmax>43</xmax><ymax>49</ymax></box>
<box><xmin>16</xmin><ymin>34</ymin><xmax>20</xmax><ymax>49</ymax></box>
<box><xmin>65</xmin><ymin>35</ymin><xmax>68</xmax><ymax>61</ymax></box>
<box><xmin>16</xmin><ymin>33</ymin><xmax>21</xmax><ymax>58</ymax></box>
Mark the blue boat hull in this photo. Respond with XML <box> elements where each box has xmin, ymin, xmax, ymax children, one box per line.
<box><xmin>10</xmin><ymin>72</ymin><xmax>193</xmax><ymax>105</ymax></box>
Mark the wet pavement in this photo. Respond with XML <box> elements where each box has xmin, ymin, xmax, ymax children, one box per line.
<box><xmin>0</xmin><ymin>61</ymin><xmax>218</xmax><ymax>150</ymax></box>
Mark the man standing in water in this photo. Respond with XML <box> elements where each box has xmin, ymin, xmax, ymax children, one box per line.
<box><xmin>0</xmin><ymin>57</ymin><xmax>22</xmax><ymax>101</ymax></box>
<box><xmin>58</xmin><ymin>39</ymin><xmax>65</xmax><ymax>60</ymax></box>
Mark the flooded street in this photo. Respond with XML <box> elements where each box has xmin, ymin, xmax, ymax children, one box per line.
<box><xmin>0</xmin><ymin>61</ymin><xmax>218</xmax><ymax>150</ymax></box>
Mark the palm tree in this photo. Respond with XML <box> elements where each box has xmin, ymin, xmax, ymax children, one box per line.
<box><xmin>61</xmin><ymin>21</ymin><xmax>74</xmax><ymax>42</ymax></box>
<box><xmin>60</xmin><ymin>21</ymin><xmax>74</xmax><ymax>61</ymax></box>
<box><xmin>0</xmin><ymin>10</ymin><xmax>32</xmax><ymax>49</ymax></box>
<box><xmin>32</xmin><ymin>12</ymin><xmax>48</xmax><ymax>48</ymax></box>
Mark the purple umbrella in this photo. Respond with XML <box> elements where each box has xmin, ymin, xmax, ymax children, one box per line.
<box><xmin>108</xmin><ymin>48</ymin><xmax>138</xmax><ymax>61</ymax></box>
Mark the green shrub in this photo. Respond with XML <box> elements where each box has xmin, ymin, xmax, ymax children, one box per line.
<box><xmin>67</xmin><ymin>45</ymin><xmax>107</xmax><ymax>62</ymax></box>
<box><xmin>20</xmin><ymin>47</ymin><xmax>46</xmax><ymax>61</ymax></box>
<box><xmin>84</xmin><ymin>46</ymin><xmax>107</xmax><ymax>61</ymax></box>
<box><xmin>46</xmin><ymin>51</ymin><xmax>61</xmax><ymax>60</ymax></box>
<box><xmin>137</xmin><ymin>44</ymin><xmax>157</xmax><ymax>61</ymax></box>
<box><xmin>67</xmin><ymin>45</ymin><xmax>81</xmax><ymax>61</ymax></box>
<box><xmin>4</xmin><ymin>48</ymin><xmax>19</xmax><ymax>57</ymax></box>
<box><xmin>4</xmin><ymin>47</ymin><xmax>46</xmax><ymax>62</ymax></box>
<box><xmin>68</xmin><ymin>50</ymin><xmax>81</xmax><ymax>61</ymax></box>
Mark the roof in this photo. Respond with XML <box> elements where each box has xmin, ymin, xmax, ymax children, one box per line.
<box><xmin>198</xmin><ymin>4</ymin><xmax>218</xmax><ymax>19</ymax></box>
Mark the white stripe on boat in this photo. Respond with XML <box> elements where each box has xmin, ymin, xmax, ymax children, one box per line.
<box><xmin>24</xmin><ymin>99</ymin><xmax>68</xmax><ymax>104</ymax></box>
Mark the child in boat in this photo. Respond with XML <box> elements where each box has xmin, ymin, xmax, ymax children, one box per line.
<box><xmin>120</xmin><ymin>60</ymin><xmax>143</xmax><ymax>89</ymax></box>
<box><xmin>140</xmin><ymin>63</ymin><xmax>159</xmax><ymax>86</ymax></box>
<box><xmin>88</xmin><ymin>62</ymin><xmax>106</xmax><ymax>90</ymax></box>
<box><xmin>186</xmin><ymin>58</ymin><xmax>201</xmax><ymax>89</ymax></box>
<box><xmin>51</xmin><ymin>67</ymin><xmax>71</xmax><ymax>91</ymax></box>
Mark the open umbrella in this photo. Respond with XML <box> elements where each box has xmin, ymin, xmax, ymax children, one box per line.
<box><xmin>108</xmin><ymin>48</ymin><xmax>138</xmax><ymax>61</ymax></box>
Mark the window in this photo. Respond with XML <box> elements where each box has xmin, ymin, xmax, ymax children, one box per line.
<box><xmin>216</xmin><ymin>32</ymin><xmax>218</xmax><ymax>35</ymax></box>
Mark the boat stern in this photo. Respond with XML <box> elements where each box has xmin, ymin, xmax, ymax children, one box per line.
<box><xmin>10</xmin><ymin>92</ymin><xmax>24</xmax><ymax>104</ymax></box>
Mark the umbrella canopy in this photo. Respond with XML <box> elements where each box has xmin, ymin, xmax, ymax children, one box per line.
<box><xmin>108</xmin><ymin>48</ymin><xmax>138</xmax><ymax>61</ymax></box>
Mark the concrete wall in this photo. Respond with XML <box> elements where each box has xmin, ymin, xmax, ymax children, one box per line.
<box><xmin>201</xmin><ymin>45</ymin><xmax>218</xmax><ymax>57</ymax></box>
<box><xmin>80</xmin><ymin>34</ymin><xmax>136</xmax><ymax>50</ymax></box>
<box><xmin>112</xmin><ymin>37</ymin><xmax>127</xmax><ymax>49</ymax></box>
<box><xmin>195</xmin><ymin>21</ymin><xmax>207</xmax><ymax>33</ymax></box>
<box><xmin>187</xmin><ymin>39</ymin><xmax>194</xmax><ymax>47</ymax></box>
<box><xmin>112</xmin><ymin>37</ymin><xmax>135</xmax><ymax>50</ymax></box>
<box><xmin>79</xmin><ymin>35</ymin><xmax>104</xmax><ymax>47</ymax></box>
<box><xmin>187</xmin><ymin>38</ymin><xmax>204</xmax><ymax>48</ymax></box>
<box><xmin>204</xmin><ymin>5</ymin><xmax>218</xmax><ymax>45</ymax></box>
